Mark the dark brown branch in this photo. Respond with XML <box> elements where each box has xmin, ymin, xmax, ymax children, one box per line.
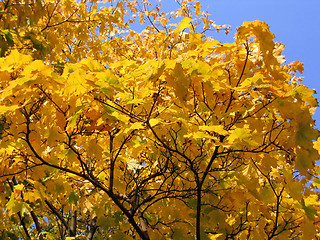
<box><xmin>268</xmin><ymin>188</ymin><xmax>285</xmax><ymax>239</ymax></box>
<box><xmin>45</xmin><ymin>200</ymin><xmax>70</xmax><ymax>233</ymax></box>
<box><xmin>0</xmin><ymin>162</ymin><xmax>44</xmax><ymax>178</ymax></box>
<box><xmin>143</xmin><ymin>3</ymin><xmax>160</xmax><ymax>33</ymax></box>
<box><xmin>37</xmin><ymin>86</ymin><xmax>67</xmax><ymax>115</ymax></box>
<box><xmin>110</xmin><ymin>130</ymin><xmax>135</xmax><ymax>192</ymax></box>
<box><xmin>250</xmin><ymin>158</ymin><xmax>286</xmax><ymax>239</ymax></box>
<box><xmin>194</xmin><ymin>145</ymin><xmax>221</xmax><ymax>240</ymax></box>
<box><xmin>90</xmin><ymin>180</ymin><xmax>150</xmax><ymax>240</ymax></box>
<box><xmin>109</xmin><ymin>133</ymin><xmax>115</xmax><ymax>192</ymax></box>
<box><xmin>70</xmin><ymin>210</ymin><xmax>77</xmax><ymax>237</ymax></box>
<box><xmin>41</xmin><ymin>4</ymin><xmax>81</xmax><ymax>32</ymax></box>
<box><xmin>0</xmin><ymin>0</ymin><xmax>10</xmax><ymax>21</ymax></box>
<box><xmin>95</xmin><ymin>96</ymin><xmax>146</xmax><ymax>123</ymax></box>
<box><xmin>147</xmin><ymin>87</ymin><xmax>162</xmax><ymax>122</ymax></box>
<box><xmin>30</xmin><ymin>211</ymin><xmax>44</xmax><ymax>240</ymax></box>
<box><xmin>200</xmin><ymin>145</ymin><xmax>220</xmax><ymax>188</ymax></box>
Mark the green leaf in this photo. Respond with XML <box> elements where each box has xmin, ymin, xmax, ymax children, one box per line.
<box><xmin>200</xmin><ymin>227</ymin><xmax>210</xmax><ymax>240</ymax></box>
<box><xmin>312</xmin><ymin>178</ymin><xmax>320</xmax><ymax>189</ymax></box>
<box><xmin>67</xmin><ymin>191</ymin><xmax>79</xmax><ymax>205</ymax></box>
<box><xmin>3</xmin><ymin>30</ymin><xmax>14</xmax><ymax>47</ymax></box>
<box><xmin>171</xmin><ymin>228</ymin><xmax>186</xmax><ymax>239</ymax></box>
<box><xmin>301</xmin><ymin>198</ymin><xmax>317</xmax><ymax>220</ymax></box>
<box><xmin>0</xmin><ymin>231</ymin><xmax>19</xmax><ymax>240</ymax></box>
<box><xmin>6</xmin><ymin>194</ymin><xmax>30</xmax><ymax>217</ymax></box>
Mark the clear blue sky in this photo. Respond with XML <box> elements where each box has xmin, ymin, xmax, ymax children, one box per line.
<box><xmin>199</xmin><ymin>0</ymin><xmax>320</xmax><ymax>126</ymax></box>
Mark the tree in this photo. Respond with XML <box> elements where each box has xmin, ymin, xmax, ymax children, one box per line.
<box><xmin>0</xmin><ymin>0</ymin><xmax>319</xmax><ymax>239</ymax></box>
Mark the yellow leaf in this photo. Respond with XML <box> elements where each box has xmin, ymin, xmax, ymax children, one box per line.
<box><xmin>6</xmin><ymin>193</ymin><xmax>30</xmax><ymax>217</ymax></box>
<box><xmin>313</xmin><ymin>138</ymin><xmax>320</xmax><ymax>154</ymax></box>
<box><xmin>239</xmin><ymin>73</ymin><xmax>265</xmax><ymax>88</ymax></box>
<box><xmin>83</xmin><ymin>198</ymin><xmax>94</xmax><ymax>213</ymax></box>
<box><xmin>226</xmin><ymin>216</ymin><xmax>236</xmax><ymax>226</ymax></box>
<box><xmin>1</xmin><ymin>76</ymin><xmax>34</xmax><ymax>98</ymax></box>
<box><xmin>184</xmin><ymin>131</ymin><xmax>214</xmax><ymax>139</ymax></box>
<box><xmin>127</xmin><ymin>99</ymin><xmax>145</xmax><ymax>105</ymax></box>
<box><xmin>209</xmin><ymin>233</ymin><xmax>223</xmax><ymax>240</ymax></box>
<box><xmin>87</xmin><ymin>139</ymin><xmax>103</xmax><ymax>159</ymax></box>
<box><xmin>24</xmin><ymin>190</ymin><xmax>42</xmax><ymax>203</ymax></box>
<box><xmin>168</xmin><ymin>63</ymin><xmax>190</xmax><ymax>104</ymax></box>
<box><xmin>64</xmin><ymin>70</ymin><xmax>89</xmax><ymax>94</ymax></box>
<box><xmin>199</xmin><ymin>125</ymin><xmax>228</xmax><ymax>136</ymax></box>
<box><xmin>236</xmin><ymin>21</ymin><xmax>275</xmax><ymax>50</ymax></box>
<box><xmin>165</xmin><ymin>59</ymin><xmax>176</xmax><ymax>69</ymax></box>
<box><xmin>0</xmin><ymin>50</ymin><xmax>33</xmax><ymax>71</ymax></box>
<box><xmin>302</xmin><ymin>218</ymin><xmax>316</xmax><ymax>239</ymax></box>
<box><xmin>228</xmin><ymin>126</ymin><xmax>259</xmax><ymax>146</ymax></box>
<box><xmin>97</xmin><ymin>171</ymin><xmax>107</xmax><ymax>181</ymax></box>
<box><xmin>301</xmin><ymin>196</ymin><xmax>317</xmax><ymax>220</ymax></box>
<box><xmin>288</xmin><ymin>85</ymin><xmax>318</xmax><ymax>107</ymax></box>
<box><xmin>22</xmin><ymin>60</ymin><xmax>52</xmax><ymax>77</ymax></box>
<box><xmin>195</xmin><ymin>2</ymin><xmax>202</xmax><ymax>16</ymax></box>
<box><xmin>149</xmin><ymin>119</ymin><xmax>160</xmax><ymax>127</ymax></box>
<box><xmin>158</xmin><ymin>16</ymin><xmax>168</xmax><ymax>26</ymax></box>
<box><xmin>45</xmin><ymin>125</ymin><xmax>64</xmax><ymax>146</ymax></box>
<box><xmin>290</xmin><ymin>60</ymin><xmax>304</xmax><ymax>74</ymax></box>
<box><xmin>80</xmin><ymin>57</ymin><xmax>103</xmax><ymax>71</ymax></box>
<box><xmin>175</xmin><ymin>17</ymin><xmax>191</xmax><ymax>33</ymax></box>
<box><xmin>14</xmin><ymin>184</ymin><xmax>24</xmax><ymax>191</ymax></box>
<box><xmin>0</xmin><ymin>105</ymin><xmax>19</xmax><ymax>114</ymax></box>
<box><xmin>129</xmin><ymin>122</ymin><xmax>144</xmax><ymax>130</ymax></box>
<box><xmin>295</xmin><ymin>121</ymin><xmax>318</xmax><ymax>150</ymax></box>
<box><xmin>111</xmin><ymin>111</ymin><xmax>130</xmax><ymax>122</ymax></box>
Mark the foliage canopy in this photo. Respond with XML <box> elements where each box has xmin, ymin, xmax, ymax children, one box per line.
<box><xmin>0</xmin><ymin>0</ymin><xmax>320</xmax><ymax>239</ymax></box>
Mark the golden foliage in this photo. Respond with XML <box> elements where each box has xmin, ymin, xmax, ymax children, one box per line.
<box><xmin>0</xmin><ymin>0</ymin><xmax>319</xmax><ymax>239</ymax></box>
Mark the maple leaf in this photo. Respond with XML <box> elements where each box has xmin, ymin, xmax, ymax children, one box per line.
<box><xmin>175</xmin><ymin>17</ymin><xmax>192</xmax><ymax>33</ymax></box>
<box><xmin>199</xmin><ymin>125</ymin><xmax>229</xmax><ymax>136</ymax></box>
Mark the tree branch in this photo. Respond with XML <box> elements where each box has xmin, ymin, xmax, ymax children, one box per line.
<box><xmin>87</xmin><ymin>217</ymin><xmax>97</xmax><ymax>240</ymax></box>
<box><xmin>45</xmin><ymin>200</ymin><xmax>71</xmax><ymax>233</ymax></box>
<box><xmin>30</xmin><ymin>211</ymin><xmax>44</xmax><ymax>240</ymax></box>
<box><xmin>70</xmin><ymin>210</ymin><xmax>77</xmax><ymax>237</ymax></box>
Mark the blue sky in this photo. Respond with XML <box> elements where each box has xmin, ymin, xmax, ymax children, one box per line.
<box><xmin>199</xmin><ymin>0</ymin><xmax>320</xmax><ymax>126</ymax></box>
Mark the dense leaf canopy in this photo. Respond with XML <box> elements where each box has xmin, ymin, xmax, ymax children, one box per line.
<box><xmin>0</xmin><ymin>0</ymin><xmax>320</xmax><ymax>239</ymax></box>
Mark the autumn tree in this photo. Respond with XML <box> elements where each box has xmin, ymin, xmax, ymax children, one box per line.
<box><xmin>0</xmin><ymin>0</ymin><xmax>320</xmax><ymax>239</ymax></box>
